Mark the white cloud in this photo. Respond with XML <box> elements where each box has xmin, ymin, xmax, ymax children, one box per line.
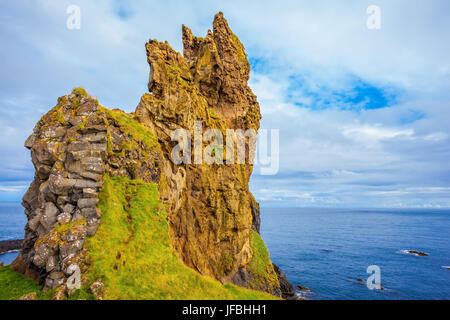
<box><xmin>342</xmin><ymin>125</ymin><xmax>414</xmax><ymax>142</ymax></box>
<box><xmin>424</xmin><ymin>132</ymin><xmax>448</xmax><ymax>141</ymax></box>
<box><xmin>0</xmin><ymin>185</ymin><xmax>27</xmax><ymax>193</ymax></box>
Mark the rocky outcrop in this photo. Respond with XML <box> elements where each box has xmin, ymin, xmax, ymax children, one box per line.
<box><xmin>13</xmin><ymin>12</ymin><xmax>292</xmax><ymax>298</ymax></box>
<box><xmin>136</xmin><ymin>11</ymin><xmax>271</xmax><ymax>290</ymax></box>
<box><xmin>0</xmin><ymin>239</ymin><xmax>23</xmax><ymax>254</ymax></box>
<box><xmin>13</xmin><ymin>90</ymin><xmax>162</xmax><ymax>290</ymax></box>
<box><xmin>14</xmin><ymin>91</ymin><xmax>108</xmax><ymax>288</ymax></box>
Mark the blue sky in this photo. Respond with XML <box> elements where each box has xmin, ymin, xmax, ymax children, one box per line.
<box><xmin>0</xmin><ymin>0</ymin><xmax>449</xmax><ymax>207</ymax></box>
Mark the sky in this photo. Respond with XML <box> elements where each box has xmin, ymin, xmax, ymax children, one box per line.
<box><xmin>0</xmin><ymin>0</ymin><xmax>449</xmax><ymax>208</ymax></box>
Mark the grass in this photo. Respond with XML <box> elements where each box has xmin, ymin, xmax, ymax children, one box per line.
<box><xmin>0</xmin><ymin>266</ymin><xmax>52</xmax><ymax>300</ymax></box>
<box><xmin>0</xmin><ymin>265</ymin><xmax>97</xmax><ymax>300</ymax></box>
<box><xmin>231</xmin><ymin>34</ymin><xmax>246</xmax><ymax>58</ymax></box>
<box><xmin>35</xmin><ymin>218</ymin><xmax>86</xmax><ymax>247</ymax></box>
<box><xmin>67</xmin><ymin>288</ymin><xmax>96</xmax><ymax>300</ymax></box>
<box><xmin>83</xmin><ymin>175</ymin><xmax>278</xmax><ymax>300</ymax></box>
<box><xmin>72</xmin><ymin>87</ymin><xmax>88</xmax><ymax>96</ymax></box>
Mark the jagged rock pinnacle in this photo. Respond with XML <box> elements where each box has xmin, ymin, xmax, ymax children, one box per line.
<box><xmin>137</xmin><ymin>13</ymin><xmax>279</xmax><ymax>294</ymax></box>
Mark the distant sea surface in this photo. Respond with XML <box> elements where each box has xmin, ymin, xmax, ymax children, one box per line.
<box><xmin>1</xmin><ymin>203</ymin><xmax>449</xmax><ymax>299</ymax></box>
<box><xmin>261</xmin><ymin>207</ymin><xmax>450</xmax><ymax>300</ymax></box>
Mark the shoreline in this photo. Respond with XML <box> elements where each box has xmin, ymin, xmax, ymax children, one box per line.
<box><xmin>0</xmin><ymin>239</ymin><xmax>23</xmax><ymax>255</ymax></box>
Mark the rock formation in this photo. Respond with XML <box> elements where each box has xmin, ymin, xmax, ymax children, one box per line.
<box><xmin>13</xmin><ymin>89</ymin><xmax>162</xmax><ymax>289</ymax></box>
<box><xmin>12</xmin><ymin>12</ymin><xmax>293</xmax><ymax>299</ymax></box>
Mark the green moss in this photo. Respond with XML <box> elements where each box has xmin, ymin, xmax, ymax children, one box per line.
<box><xmin>0</xmin><ymin>266</ymin><xmax>52</xmax><ymax>300</ymax></box>
<box><xmin>52</xmin><ymin>110</ymin><xmax>66</xmax><ymax>125</ymax></box>
<box><xmin>221</xmin><ymin>253</ymin><xmax>235</xmax><ymax>273</ymax></box>
<box><xmin>72</xmin><ymin>87</ymin><xmax>88</xmax><ymax>96</ymax></box>
<box><xmin>35</xmin><ymin>219</ymin><xmax>86</xmax><ymax>248</ymax></box>
<box><xmin>72</xmin><ymin>101</ymin><xmax>81</xmax><ymax>109</ymax></box>
<box><xmin>167</xmin><ymin>64</ymin><xmax>185</xmax><ymax>75</ymax></box>
<box><xmin>54</xmin><ymin>161</ymin><xmax>64</xmax><ymax>170</ymax></box>
<box><xmin>207</xmin><ymin>108</ymin><xmax>219</xmax><ymax>119</ymax></box>
<box><xmin>198</xmin><ymin>44</ymin><xmax>211</xmax><ymax>67</ymax></box>
<box><xmin>54</xmin><ymin>218</ymin><xmax>86</xmax><ymax>233</ymax></box>
<box><xmin>83</xmin><ymin>176</ymin><xmax>277</xmax><ymax>300</ymax></box>
<box><xmin>76</xmin><ymin>122</ymin><xmax>85</xmax><ymax>130</ymax></box>
<box><xmin>166</xmin><ymin>64</ymin><xmax>192</xmax><ymax>90</ymax></box>
<box><xmin>58</xmin><ymin>96</ymin><xmax>68</xmax><ymax>105</ymax></box>
<box><xmin>246</xmin><ymin>230</ymin><xmax>280</xmax><ymax>290</ymax></box>
<box><xmin>48</xmin><ymin>105</ymin><xmax>66</xmax><ymax>126</ymax></box>
<box><xmin>247</xmin><ymin>110</ymin><xmax>259</xmax><ymax>120</ymax></box>
<box><xmin>106</xmin><ymin>127</ymin><xmax>114</xmax><ymax>154</ymax></box>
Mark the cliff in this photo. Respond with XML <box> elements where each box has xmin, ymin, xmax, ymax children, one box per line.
<box><xmin>9</xmin><ymin>12</ymin><xmax>294</xmax><ymax>300</ymax></box>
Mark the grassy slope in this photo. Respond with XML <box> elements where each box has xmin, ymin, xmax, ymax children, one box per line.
<box><xmin>84</xmin><ymin>176</ymin><xmax>277</xmax><ymax>300</ymax></box>
<box><xmin>100</xmin><ymin>106</ymin><xmax>160</xmax><ymax>154</ymax></box>
<box><xmin>247</xmin><ymin>230</ymin><xmax>280</xmax><ymax>290</ymax></box>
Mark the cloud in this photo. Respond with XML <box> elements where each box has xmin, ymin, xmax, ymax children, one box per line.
<box><xmin>0</xmin><ymin>0</ymin><xmax>449</xmax><ymax>207</ymax></box>
<box><xmin>0</xmin><ymin>185</ymin><xmax>27</xmax><ymax>193</ymax></box>
<box><xmin>342</xmin><ymin>125</ymin><xmax>414</xmax><ymax>142</ymax></box>
<box><xmin>250</xmin><ymin>71</ymin><xmax>450</xmax><ymax>207</ymax></box>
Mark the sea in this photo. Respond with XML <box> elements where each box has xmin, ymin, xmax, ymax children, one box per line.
<box><xmin>1</xmin><ymin>202</ymin><xmax>449</xmax><ymax>300</ymax></box>
<box><xmin>261</xmin><ymin>207</ymin><xmax>450</xmax><ymax>300</ymax></box>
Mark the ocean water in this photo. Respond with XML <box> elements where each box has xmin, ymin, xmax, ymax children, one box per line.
<box><xmin>0</xmin><ymin>202</ymin><xmax>26</xmax><ymax>265</ymax></box>
<box><xmin>1</xmin><ymin>203</ymin><xmax>449</xmax><ymax>299</ymax></box>
<box><xmin>261</xmin><ymin>207</ymin><xmax>450</xmax><ymax>300</ymax></box>
<box><xmin>0</xmin><ymin>202</ymin><xmax>26</xmax><ymax>241</ymax></box>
